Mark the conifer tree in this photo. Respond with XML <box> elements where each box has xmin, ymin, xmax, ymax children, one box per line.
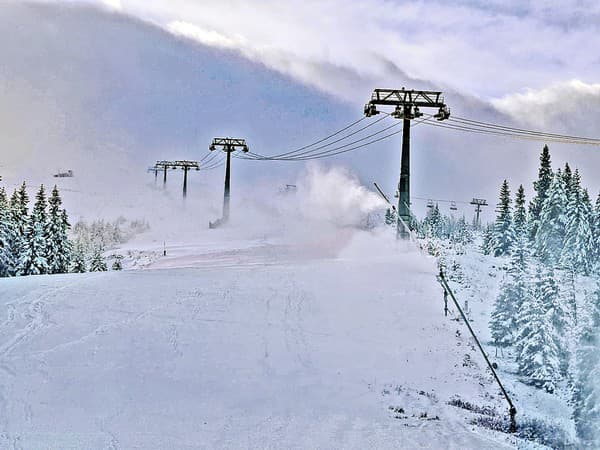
<box><xmin>563</xmin><ymin>163</ymin><xmax>573</xmax><ymax>199</ymax></box>
<box><xmin>89</xmin><ymin>245</ymin><xmax>108</xmax><ymax>272</ymax></box>
<box><xmin>19</xmin><ymin>185</ymin><xmax>49</xmax><ymax>276</ymax></box>
<box><xmin>46</xmin><ymin>186</ymin><xmax>72</xmax><ymax>274</ymax></box>
<box><xmin>514</xmin><ymin>185</ymin><xmax>527</xmax><ymax>235</ymax></box>
<box><xmin>560</xmin><ymin>170</ymin><xmax>593</xmax><ymax>274</ymax></box>
<box><xmin>70</xmin><ymin>241</ymin><xmax>87</xmax><ymax>273</ymax></box>
<box><xmin>481</xmin><ymin>223</ymin><xmax>494</xmax><ymax>255</ymax></box>
<box><xmin>572</xmin><ymin>284</ymin><xmax>600</xmax><ymax>446</ymax></box>
<box><xmin>491</xmin><ymin>230</ymin><xmax>530</xmax><ymax>347</ymax></box>
<box><xmin>592</xmin><ymin>192</ymin><xmax>600</xmax><ymax>269</ymax></box>
<box><xmin>492</xmin><ymin>180</ymin><xmax>515</xmax><ymax>256</ymax></box>
<box><xmin>516</xmin><ymin>265</ymin><xmax>561</xmax><ymax>392</ymax></box>
<box><xmin>535</xmin><ymin>171</ymin><xmax>568</xmax><ymax>265</ymax></box>
<box><xmin>529</xmin><ymin>145</ymin><xmax>553</xmax><ymax>241</ymax></box>
<box><xmin>9</xmin><ymin>184</ymin><xmax>29</xmax><ymax>271</ymax></box>
<box><xmin>0</xmin><ymin>188</ymin><xmax>15</xmax><ymax>277</ymax></box>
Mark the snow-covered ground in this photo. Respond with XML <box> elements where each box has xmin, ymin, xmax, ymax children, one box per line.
<box><xmin>0</xmin><ymin>230</ymin><xmax>518</xmax><ymax>449</ymax></box>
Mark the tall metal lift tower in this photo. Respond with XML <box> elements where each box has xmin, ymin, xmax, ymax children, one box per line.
<box><xmin>364</xmin><ymin>88</ymin><xmax>450</xmax><ymax>239</ymax></box>
<box><xmin>208</xmin><ymin>137</ymin><xmax>249</xmax><ymax>228</ymax></box>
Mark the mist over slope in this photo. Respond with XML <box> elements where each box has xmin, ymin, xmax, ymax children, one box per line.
<box><xmin>4</xmin><ymin>2</ymin><xmax>599</xmax><ymax>225</ymax></box>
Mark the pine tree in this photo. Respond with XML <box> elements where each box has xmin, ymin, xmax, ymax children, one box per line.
<box><xmin>111</xmin><ymin>255</ymin><xmax>123</xmax><ymax>271</ymax></box>
<box><xmin>572</xmin><ymin>283</ymin><xmax>600</xmax><ymax>446</ymax></box>
<box><xmin>490</xmin><ymin>231</ymin><xmax>530</xmax><ymax>347</ymax></box>
<box><xmin>0</xmin><ymin>188</ymin><xmax>15</xmax><ymax>277</ymax></box>
<box><xmin>560</xmin><ymin>170</ymin><xmax>593</xmax><ymax>274</ymax></box>
<box><xmin>481</xmin><ymin>223</ymin><xmax>494</xmax><ymax>255</ymax></box>
<box><xmin>89</xmin><ymin>245</ymin><xmax>108</xmax><ymax>272</ymax></box>
<box><xmin>563</xmin><ymin>163</ymin><xmax>573</xmax><ymax>199</ymax></box>
<box><xmin>529</xmin><ymin>145</ymin><xmax>553</xmax><ymax>241</ymax></box>
<box><xmin>70</xmin><ymin>241</ymin><xmax>87</xmax><ymax>273</ymax></box>
<box><xmin>514</xmin><ymin>185</ymin><xmax>527</xmax><ymax>235</ymax></box>
<box><xmin>46</xmin><ymin>186</ymin><xmax>72</xmax><ymax>274</ymax></box>
<box><xmin>18</xmin><ymin>185</ymin><xmax>49</xmax><ymax>276</ymax></box>
<box><xmin>424</xmin><ymin>204</ymin><xmax>443</xmax><ymax>239</ymax></box>
<box><xmin>516</xmin><ymin>265</ymin><xmax>562</xmax><ymax>392</ymax></box>
<box><xmin>535</xmin><ymin>171</ymin><xmax>568</xmax><ymax>265</ymax></box>
<box><xmin>592</xmin><ymin>192</ymin><xmax>600</xmax><ymax>270</ymax></box>
<box><xmin>492</xmin><ymin>180</ymin><xmax>515</xmax><ymax>257</ymax></box>
<box><xmin>9</xmin><ymin>184</ymin><xmax>29</xmax><ymax>273</ymax></box>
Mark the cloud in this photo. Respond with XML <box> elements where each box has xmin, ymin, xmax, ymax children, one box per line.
<box><xmin>62</xmin><ymin>0</ymin><xmax>600</xmax><ymax>105</ymax></box>
<box><xmin>493</xmin><ymin>79</ymin><xmax>600</xmax><ymax>135</ymax></box>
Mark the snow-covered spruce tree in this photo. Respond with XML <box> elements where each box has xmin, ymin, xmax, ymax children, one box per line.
<box><xmin>18</xmin><ymin>185</ymin><xmax>49</xmax><ymax>276</ymax></box>
<box><xmin>516</xmin><ymin>265</ymin><xmax>562</xmax><ymax>392</ymax></box>
<box><xmin>481</xmin><ymin>223</ymin><xmax>494</xmax><ymax>255</ymax></box>
<box><xmin>111</xmin><ymin>255</ymin><xmax>123</xmax><ymax>271</ymax></box>
<box><xmin>424</xmin><ymin>203</ymin><xmax>443</xmax><ymax>239</ymax></box>
<box><xmin>514</xmin><ymin>184</ymin><xmax>527</xmax><ymax>235</ymax></box>
<box><xmin>89</xmin><ymin>245</ymin><xmax>108</xmax><ymax>272</ymax></box>
<box><xmin>70</xmin><ymin>241</ymin><xmax>87</xmax><ymax>273</ymax></box>
<box><xmin>9</xmin><ymin>183</ymin><xmax>29</xmax><ymax>273</ymax></box>
<box><xmin>592</xmin><ymin>192</ymin><xmax>600</xmax><ymax>269</ymax></box>
<box><xmin>535</xmin><ymin>170</ymin><xmax>568</xmax><ymax>265</ymax></box>
<box><xmin>46</xmin><ymin>186</ymin><xmax>72</xmax><ymax>274</ymax></box>
<box><xmin>492</xmin><ymin>179</ymin><xmax>515</xmax><ymax>257</ymax></box>
<box><xmin>560</xmin><ymin>170</ymin><xmax>593</xmax><ymax>275</ymax></box>
<box><xmin>572</xmin><ymin>284</ymin><xmax>600</xmax><ymax>447</ymax></box>
<box><xmin>490</xmin><ymin>230</ymin><xmax>530</xmax><ymax>348</ymax></box>
<box><xmin>529</xmin><ymin>145</ymin><xmax>553</xmax><ymax>242</ymax></box>
<box><xmin>563</xmin><ymin>163</ymin><xmax>573</xmax><ymax>199</ymax></box>
<box><xmin>0</xmin><ymin>187</ymin><xmax>16</xmax><ymax>277</ymax></box>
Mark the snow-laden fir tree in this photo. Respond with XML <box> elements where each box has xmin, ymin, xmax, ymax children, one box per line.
<box><xmin>535</xmin><ymin>170</ymin><xmax>568</xmax><ymax>265</ymax></box>
<box><xmin>563</xmin><ymin>163</ymin><xmax>573</xmax><ymax>199</ymax></box>
<box><xmin>424</xmin><ymin>203</ymin><xmax>443</xmax><ymax>239</ymax></box>
<box><xmin>451</xmin><ymin>216</ymin><xmax>473</xmax><ymax>245</ymax></box>
<box><xmin>492</xmin><ymin>179</ymin><xmax>515</xmax><ymax>257</ymax></box>
<box><xmin>490</xmin><ymin>229</ymin><xmax>530</xmax><ymax>348</ymax></box>
<box><xmin>0</xmin><ymin>187</ymin><xmax>15</xmax><ymax>277</ymax></box>
<box><xmin>514</xmin><ymin>185</ymin><xmax>527</xmax><ymax>235</ymax></box>
<box><xmin>529</xmin><ymin>145</ymin><xmax>553</xmax><ymax>242</ymax></box>
<box><xmin>112</xmin><ymin>255</ymin><xmax>123</xmax><ymax>271</ymax></box>
<box><xmin>9</xmin><ymin>183</ymin><xmax>29</xmax><ymax>272</ymax></box>
<box><xmin>572</xmin><ymin>283</ymin><xmax>600</xmax><ymax>447</ymax></box>
<box><xmin>70</xmin><ymin>241</ymin><xmax>87</xmax><ymax>273</ymax></box>
<box><xmin>560</xmin><ymin>170</ymin><xmax>593</xmax><ymax>275</ymax></box>
<box><xmin>592</xmin><ymin>192</ymin><xmax>600</xmax><ymax>270</ymax></box>
<box><xmin>18</xmin><ymin>185</ymin><xmax>49</xmax><ymax>276</ymax></box>
<box><xmin>481</xmin><ymin>223</ymin><xmax>494</xmax><ymax>255</ymax></box>
<box><xmin>89</xmin><ymin>244</ymin><xmax>108</xmax><ymax>272</ymax></box>
<box><xmin>516</xmin><ymin>265</ymin><xmax>562</xmax><ymax>392</ymax></box>
<box><xmin>46</xmin><ymin>186</ymin><xmax>72</xmax><ymax>274</ymax></box>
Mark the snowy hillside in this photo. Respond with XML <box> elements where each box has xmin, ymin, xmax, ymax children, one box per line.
<box><xmin>0</xmin><ymin>229</ymin><xmax>519</xmax><ymax>449</ymax></box>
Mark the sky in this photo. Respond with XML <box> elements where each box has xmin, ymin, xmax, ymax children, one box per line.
<box><xmin>1</xmin><ymin>0</ymin><xmax>600</xmax><ymax>221</ymax></box>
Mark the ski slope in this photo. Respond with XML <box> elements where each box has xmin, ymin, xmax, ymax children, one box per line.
<box><xmin>0</xmin><ymin>231</ymin><xmax>516</xmax><ymax>449</ymax></box>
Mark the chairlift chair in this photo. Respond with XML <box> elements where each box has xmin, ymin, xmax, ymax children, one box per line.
<box><xmin>450</xmin><ymin>201</ymin><xmax>458</xmax><ymax>211</ymax></box>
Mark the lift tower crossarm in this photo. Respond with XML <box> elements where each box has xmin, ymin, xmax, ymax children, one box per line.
<box><xmin>154</xmin><ymin>160</ymin><xmax>200</xmax><ymax>197</ymax></box>
<box><xmin>369</xmin><ymin>89</ymin><xmax>446</xmax><ymax>108</ymax></box>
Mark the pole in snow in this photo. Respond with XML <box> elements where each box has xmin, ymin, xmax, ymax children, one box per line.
<box><xmin>208</xmin><ymin>137</ymin><xmax>249</xmax><ymax>228</ymax></box>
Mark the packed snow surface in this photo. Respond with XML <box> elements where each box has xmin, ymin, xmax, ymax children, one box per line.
<box><xmin>0</xmin><ymin>231</ymin><xmax>514</xmax><ymax>449</ymax></box>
